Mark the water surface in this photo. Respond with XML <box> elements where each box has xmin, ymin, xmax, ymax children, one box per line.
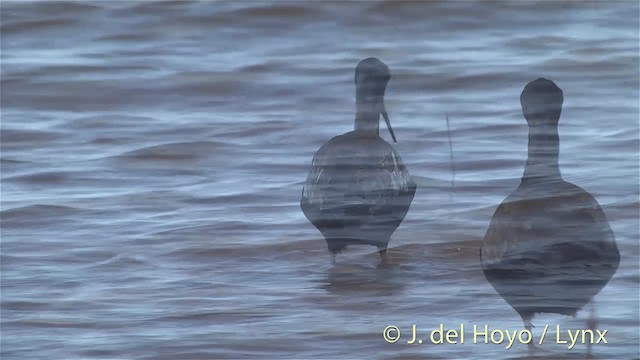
<box><xmin>1</xmin><ymin>1</ymin><xmax>639</xmax><ymax>359</ymax></box>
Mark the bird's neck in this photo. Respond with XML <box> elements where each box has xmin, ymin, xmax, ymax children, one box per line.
<box><xmin>354</xmin><ymin>102</ymin><xmax>380</xmax><ymax>135</ymax></box>
<box><xmin>522</xmin><ymin>124</ymin><xmax>561</xmax><ymax>181</ymax></box>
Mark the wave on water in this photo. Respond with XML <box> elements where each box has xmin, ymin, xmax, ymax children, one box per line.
<box><xmin>115</xmin><ymin>141</ymin><xmax>224</xmax><ymax>162</ymax></box>
<box><xmin>1</xmin><ymin>128</ymin><xmax>65</xmax><ymax>144</ymax></box>
<box><xmin>1</xmin><ymin>204</ymin><xmax>90</xmax><ymax>220</ymax></box>
<box><xmin>4</xmin><ymin>171</ymin><xmax>72</xmax><ymax>185</ymax></box>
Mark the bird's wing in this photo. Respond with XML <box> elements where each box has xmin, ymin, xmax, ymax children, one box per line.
<box><xmin>564</xmin><ymin>190</ymin><xmax>620</xmax><ymax>276</ymax></box>
<box><xmin>480</xmin><ymin>200</ymin><xmax>519</xmax><ymax>268</ymax></box>
<box><xmin>300</xmin><ymin>136</ymin><xmax>415</xmax><ymax>238</ymax></box>
<box><xmin>482</xmin><ymin>188</ymin><xmax>619</xmax><ymax>276</ymax></box>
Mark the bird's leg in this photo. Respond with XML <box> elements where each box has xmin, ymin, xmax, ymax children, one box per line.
<box><xmin>378</xmin><ymin>249</ymin><xmax>388</xmax><ymax>267</ymax></box>
<box><xmin>522</xmin><ymin>316</ymin><xmax>537</xmax><ymax>353</ymax></box>
<box><xmin>327</xmin><ymin>240</ymin><xmax>346</xmax><ymax>266</ymax></box>
<box><xmin>586</xmin><ymin>301</ymin><xmax>597</xmax><ymax>358</ymax></box>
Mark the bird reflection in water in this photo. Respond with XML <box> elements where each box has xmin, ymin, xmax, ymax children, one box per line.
<box><xmin>322</xmin><ymin>264</ymin><xmax>408</xmax><ymax>297</ymax></box>
<box><xmin>300</xmin><ymin>58</ymin><xmax>416</xmax><ymax>267</ymax></box>
<box><xmin>480</xmin><ymin>78</ymin><xmax>620</xmax><ymax>356</ymax></box>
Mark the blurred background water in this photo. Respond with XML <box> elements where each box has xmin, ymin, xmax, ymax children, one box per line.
<box><xmin>1</xmin><ymin>1</ymin><xmax>638</xmax><ymax>359</ymax></box>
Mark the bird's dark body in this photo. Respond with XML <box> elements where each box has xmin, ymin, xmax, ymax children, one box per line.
<box><xmin>481</xmin><ymin>78</ymin><xmax>620</xmax><ymax>341</ymax></box>
<box><xmin>301</xmin><ymin>131</ymin><xmax>416</xmax><ymax>255</ymax></box>
<box><xmin>480</xmin><ymin>178</ymin><xmax>620</xmax><ymax>321</ymax></box>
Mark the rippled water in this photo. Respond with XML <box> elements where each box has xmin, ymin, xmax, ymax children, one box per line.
<box><xmin>1</xmin><ymin>1</ymin><xmax>639</xmax><ymax>359</ymax></box>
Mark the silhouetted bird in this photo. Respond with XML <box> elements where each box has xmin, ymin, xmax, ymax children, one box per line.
<box><xmin>301</xmin><ymin>57</ymin><xmax>416</xmax><ymax>266</ymax></box>
<box><xmin>480</xmin><ymin>78</ymin><xmax>620</xmax><ymax>352</ymax></box>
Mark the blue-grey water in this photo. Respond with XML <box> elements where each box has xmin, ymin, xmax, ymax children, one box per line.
<box><xmin>1</xmin><ymin>1</ymin><xmax>639</xmax><ymax>359</ymax></box>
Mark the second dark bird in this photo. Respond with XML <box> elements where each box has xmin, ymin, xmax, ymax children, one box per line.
<box><xmin>300</xmin><ymin>57</ymin><xmax>417</xmax><ymax>266</ymax></box>
<box><xmin>480</xmin><ymin>78</ymin><xmax>620</xmax><ymax>353</ymax></box>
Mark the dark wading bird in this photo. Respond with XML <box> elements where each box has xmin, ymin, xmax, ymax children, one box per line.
<box><xmin>480</xmin><ymin>79</ymin><xmax>620</xmax><ymax>354</ymax></box>
<box><xmin>300</xmin><ymin>57</ymin><xmax>416</xmax><ymax>267</ymax></box>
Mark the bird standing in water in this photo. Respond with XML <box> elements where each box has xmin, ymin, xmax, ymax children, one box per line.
<box><xmin>480</xmin><ymin>78</ymin><xmax>620</xmax><ymax>354</ymax></box>
<box><xmin>300</xmin><ymin>57</ymin><xmax>416</xmax><ymax>267</ymax></box>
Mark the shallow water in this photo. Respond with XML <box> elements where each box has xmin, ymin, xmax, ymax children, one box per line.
<box><xmin>1</xmin><ymin>1</ymin><xmax>639</xmax><ymax>359</ymax></box>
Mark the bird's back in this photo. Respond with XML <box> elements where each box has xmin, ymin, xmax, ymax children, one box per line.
<box><xmin>300</xmin><ymin>131</ymin><xmax>416</xmax><ymax>248</ymax></box>
<box><xmin>480</xmin><ymin>179</ymin><xmax>620</xmax><ymax>317</ymax></box>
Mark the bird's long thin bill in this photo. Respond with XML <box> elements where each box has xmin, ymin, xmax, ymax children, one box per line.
<box><xmin>381</xmin><ymin>107</ymin><xmax>397</xmax><ymax>143</ymax></box>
